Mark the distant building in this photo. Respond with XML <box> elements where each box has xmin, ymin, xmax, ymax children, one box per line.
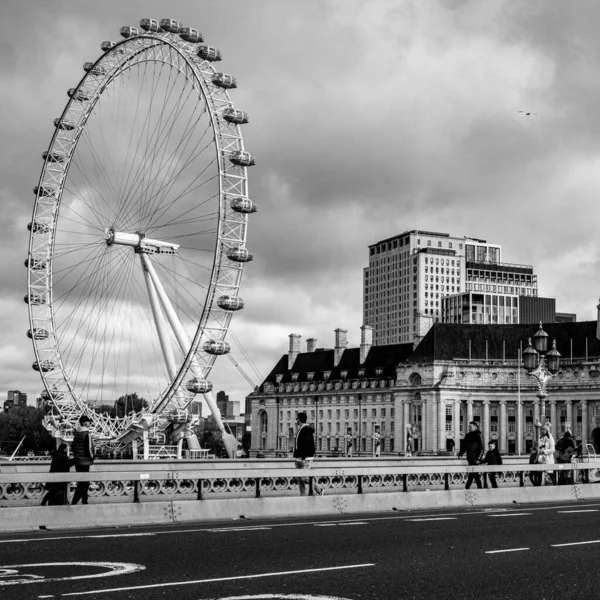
<box><xmin>556</xmin><ymin>312</ymin><xmax>577</xmax><ymax>323</ymax></box>
<box><xmin>4</xmin><ymin>390</ymin><xmax>27</xmax><ymax>411</ymax></box>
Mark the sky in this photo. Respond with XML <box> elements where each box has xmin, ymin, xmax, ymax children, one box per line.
<box><xmin>1</xmin><ymin>0</ymin><xmax>600</xmax><ymax>408</ymax></box>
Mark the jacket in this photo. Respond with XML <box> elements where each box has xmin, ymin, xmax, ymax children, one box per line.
<box><xmin>72</xmin><ymin>426</ymin><xmax>95</xmax><ymax>466</ymax></box>
<box><xmin>482</xmin><ymin>447</ymin><xmax>503</xmax><ymax>465</ymax></box>
<box><xmin>539</xmin><ymin>434</ymin><xmax>555</xmax><ymax>465</ymax></box>
<box><xmin>459</xmin><ymin>429</ymin><xmax>484</xmax><ymax>465</ymax></box>
<box><xmin>45</xmin><ymin>448</ymin><xmax>75</xmax><ymax>492</ymax></box>
<box><xmin>294</xmin><ymin>425</ymin><xmax>316</xmax><ymax>459</ymax></box>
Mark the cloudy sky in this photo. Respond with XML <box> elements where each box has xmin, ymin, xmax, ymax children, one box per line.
<box><xmin>1</xmin><ymin>0</ymin><xmax>600</xmax><ymax>407</ymax></box>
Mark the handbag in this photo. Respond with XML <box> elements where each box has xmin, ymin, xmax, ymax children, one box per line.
<box><xmin>537</xmin><ymin>454</ymin><xmax>547</xmax><ymax>464</ymax></box>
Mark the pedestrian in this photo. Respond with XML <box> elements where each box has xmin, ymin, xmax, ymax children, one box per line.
<box><xmin>481</xmin><ymin>441</ymin><xmax>502</xmax><ymax>488</ymax></box>
<box><xmin>41</xmin><ymin>443</ymin><xmax>74</xmax><ymax>506</ymax></box>
<box><xmin>538</xmin><ymin>427</ymin><xmax>556</xmax><ymax>485</ymax></box>
<box><xmin>345</xmin><ymin>429</ymin><xmax>353</xmax><ymax>458</ymax></box>
<box><xmin>528</xmin><ymin>446</ymin><xmax>542</xmax><ymax>486</ymax></box>
<box><xmin>373</xmin><ymin>427</ymin><xmax>381</xmax><ymax>458</ymax></box>
<box><xmin>555</xmin><ymin>430</ymin><xmax>576</xmax><ymax>484</ymax></box>
<box><xmin>591</xmin><ymin>418</ymin><xmax>600</xmax><ymax>454</ymax></box>
<box><xmin>447</xmin><ymin>438</ymin><xmax>455</xmax><ymax>454</ymax></box>
<box><xmin>71</xmin><ymin>414</ymin><xmax>95</xmax><ymax>505</ymax></box>
<box><xmin>458</xmin><ymin>421</ymin><xmax>484</xmax><ymax>489</ymax></box>
<box><xmin>293</xmin><ymin>412</ymin><xmax>324</xmax><ymax>496</ymax></box>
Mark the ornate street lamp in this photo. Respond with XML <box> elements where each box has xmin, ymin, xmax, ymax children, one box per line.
<box><xmin>523</xmin><ymin>322</ymin><xmax>561</xmax><ymax>443</ymax></box>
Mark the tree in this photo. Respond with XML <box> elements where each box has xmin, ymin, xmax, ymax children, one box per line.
<box><xmin>111</xmin><ymin>393</ymin><xmax>148</xmax><ymax>418</ymax></box>
<box><xmin>0</xmin><ymin>406</ymin><xmax>54</xmax><ymax>455</ymax></box>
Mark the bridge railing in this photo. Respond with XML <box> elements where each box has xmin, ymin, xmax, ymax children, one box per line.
<box><xmin>1</xmin><ymin>460</ymin><xmax>598</xmax><ymax>506</ymax></box>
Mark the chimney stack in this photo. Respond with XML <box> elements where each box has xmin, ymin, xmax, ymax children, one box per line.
<box><xmin>360</xmin><ymin>324</ymin><xmax>373</xmax><ymax>364</ymax></box>
<box><xmin>306</xmin><ymin>338</ymin><xmax>317</xmax><ymax>353</ymax></box>
<box><xmin>334</xmin><ymin>328</ymin><xmax>348</xmax><ymax>367</ymax></box>
<box><xmin>288</xmin><ymin>333</ymin><xmax>302</xmax><ymax>369</ymax></box>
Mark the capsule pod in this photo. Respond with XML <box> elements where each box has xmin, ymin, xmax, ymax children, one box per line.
<box><xmin>32</xmin><ymin>360</ymin><xmax>56</xmax><ymax>373</ymax></box>
<box><xmin>34</xmin><ymin>185</ymin><xmax>57</xmax><ymax>198</ymax></box>
<box><xmin>54</xmin><ymin>117</ymin><xmax>76</xmax><ymax>130</ymax></box>
<box><xmin>120</xmin><ymin>26</ymin><xmax>140</xmax><ymax>38</ymax></box>
<box><xmin>230</xmin><ymin>196</ymin><xmax>257</xmax><ymax>214</ymax></box>
<box><xmin>100</xmin><ymin>40</ymin><xmax>117</xmax><ymax>52</ymax></box>
<box><xmin>203</xmin><ymin>339</ymin><xmax>230</xmax><ymax>355</ymax></box>
<box><xmin>83</xmin><ymin>62</ymin><xmax>106</xmax><ymax>76</ymax></box>
<box><xmin>230</xmin><ymin>151</ymin><xmax>256</xmax><ymax>167</ymax></box>
<box><xmin>217</xmin><ymin>295</ymin><xmax>245</xmax><ymax>311</ymax></box>
<box><xmin>197</xmin><ymin>45</ymin><xmax>222</xmax><ymax>61</ymax></box>
<box><xmin>222</xmin><ymin>108</ymin><xmax>249</xmax><ymax>124</ymax></box>
<box><xmin>226</xmin><ymin>246</ymin><xmax>254</xmax><ymax>263</ymax></box>
<box><xmin>140</xmin><ymin>18</ymin><xmax>160</xmax><ymax>32</ymax></box>
<box><xmin>159</xmin><ymin>18</ymin><xmax>182</xmax><ymax>33</ymax></box>
<box><xmin>68</xmin><ymin>88</ymin><xmax>90</xmax><ymax>102</ymax></box>
<box><xmin>212</xmin><ymin>72</ymin><xmax>237</xmax><ymax>89</ymax></box>
<box><xmin>27</xmin><ymin>328</ymin><xmax>50</xmax><ymax>340</ymax></box>
<box><xmin>28</xmin><ymin>221</ymin><xmax>51</xmax><ymax>234</ymax></box>
<box><xmin>24</xmin><ymin>293</ymin><xmax>47</xmax><ymax>305</ymax></box>
<box><xmin>42</xmin><ymin>150</ymin><xmax>66</xmax><ymax>163</ymax></box>
<box><xmin>25</xmin><ymin>257</ymin><xmax>47</xmax><ymax>270</ymax></box>
<box><xmin>179</xmin><ymin>27</ymin><xmax>203</xmax><ymax>43</ymax></box>
<box><xmin>185</xmin><ymin>377</ymin><xmax>213</xmax><ymax>394</ymax></box>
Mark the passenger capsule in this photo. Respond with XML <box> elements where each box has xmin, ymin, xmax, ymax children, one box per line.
<box><xmin>217</xmin><ymin>295</ymin><xmax>245</xmax><ymax>311</ymax></box>
<box><xmin>230</xmin><ymin>151</ymin><xmax>256</xmax><ymax>167</ymax></box>
<box><xmin>203</xmin><ymin>340</ymin><xmax>230</xmax><ymax>355</ymax></box>
<box><xmin>83</xmin><ymin>62</ymin><xmax>106</xmax><ymax>76</ymax></box>
<box><xmin>54</xmin><ymin>117</ymin><xmax>76</xmax><ymax>130</ymax></box>
<box><xmin>100</xmin><ymin>41</ymin><xmax>117</xmax><ymax>52</ymax></box>
<box><xmin>140</xmin><ymin>18</ymin><xmax>160</xmax><ymax>32</ymax></box>
<box><xmin>24</xmin><ymin>293</ymin><xmax>47</xmax><ymax>305</ymax></box>
<box><xmin>68</xmin><ymin>88</ymin><xmax>90</xmax><ymax>102</ymax></box>
<box><xmin>34</xmin><ymin>185</ymin><xmax>57</xmax><ymax>198</ymax></box>
<box><xmin>32</xmin><ymin>360</ymin><xmax>56</xmax><ymax>373</ymax></box>
<box><xmin>159</xmin><ymin>18</ymin><xmax>182</xmax><ymax>33</ymax></box>
<box><xmin>222</xmin><ymin>108</ymin><xmax>249</xmax><ymax>124</ymax></box>
<box><xmin>212</xmin><ymin>72</ymin><xmax>237</xmax><ymax>89</ymax></box>
<box><xmin>25</xmin><ymin>257</ymin><xmax>47</xmax><ymax>270</ymax></box>
<box><xmin>28</xmin><ymin>221</ymin><xmax>51</xmax><ymax>234</ymax></box>
<box><xmin>27</xmin><ymin>328</ymin><xmax>50</xmax><ymax>340</ymax></box>
<box><xmin>229</xmin><ymin>196</ymin><xmax>257</xmax><ymax>214</ymax></box>
<box><xmin>226</xmin><ymin>246</ymin><xmax>254</xmax><ymax>263</ymax></box>
<box><xmin>120</xmin><ymin>26</ymin><xmax>140</xmax><ymax>38</ymax></box>
<box><xmin>185</xmin><ymin>377</ymin><xmax>213</xmax><ymax>394</ymax></box>
<box><xmin>197</xmin><ymin>45</ymin><xmax>222</xmax><ymax>61</ymax></box>
<box><xmin>42</xmin><ymin>150</ymin><xmax>66</xmax><ymax>163</ymax></box>
<box><xmin>179</xmin><ymin>27</ymin><xmax>203</xmax><ymax>43</ymax></box>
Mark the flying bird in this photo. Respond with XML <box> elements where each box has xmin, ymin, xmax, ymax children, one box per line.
<box><xmin>518</xmin><ymin>111</ymin><xmax>538</xmax><ymax>116</ymax></box>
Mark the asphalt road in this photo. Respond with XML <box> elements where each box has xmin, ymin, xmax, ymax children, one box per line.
<box><xmin>2</xmin><ymin>500</ymin><xmax>600</xmax><ymax>600</ymax></box>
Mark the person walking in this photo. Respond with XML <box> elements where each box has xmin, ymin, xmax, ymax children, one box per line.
<box><xmin>481</xmin><ymin>440</ymin><xmax>502</xmax><ymax>488</ymax></box>
<box><xmin>71</xmin><ymin>415</ymin><xmax>95</xmax><ymax>505</ymax></box>
<box><xmin>458</xmin><ymin>421</ymin><xmax>484</xmax><ymax>489</ymax></box>
<box><xmin>538</xmin><ymin>426</ymin><xmax>556</xmax><ymax>486</ymax></box>
<box><xmin>41</xmin><ymin>443</ymin><xmax>74</xmax><ymax>506</ymax></box>
<box><xmin>528</xmin><ymin>445</ymin><xmax>542</xmax><ymax>486</ymax></box>
<box><xmin>293</xmin><ymin>412</ymin><xmax>323</xmax><ymax>496</ymax></box>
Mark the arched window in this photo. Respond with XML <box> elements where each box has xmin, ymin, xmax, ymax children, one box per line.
<box><xmin>409</xmin><ymin>373</ymin><xmax>422</xmax><ymax>386</ymax></box>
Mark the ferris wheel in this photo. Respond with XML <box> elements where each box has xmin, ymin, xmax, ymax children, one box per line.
<box><xmin>26</xmin><ymin>18</ymin><xmax>256</xmax><ymax>457</ymax></box>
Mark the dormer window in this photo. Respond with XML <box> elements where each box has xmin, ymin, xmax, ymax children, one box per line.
<box><xmin>275</xmin><ymin>374</ymin><xmax>284</xmax><ymax>384</ymax></box>
<box><xmin>307</xmin><ymin>372</ymin><xmax>315</xmax><ymax>381</ymax></box>
<box><xmin>358</xmin><ymin>369</ymin><xmax>366</xmax><ymax>378</ymax></box>
<box><xmin>375</xmin><ymin>368</ymin><xmax>383</xmax><ymax>377</ymax></box>
<box><xmin>323</xmin><ymin>371</ymin><xmax>332</xmax><ymax>381</ymax></box>
<box><xmin>340</xmin><ymin>370</ymin><xmax>348</xmax><ymax>380</ymax></box>
<box><xmin>291</xmin><ymin>372</ymin><xmax>299</xmax><ymax>382</ymax></box>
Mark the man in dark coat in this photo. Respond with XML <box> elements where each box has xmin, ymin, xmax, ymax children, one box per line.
<box><xmin>41</xmin><ymin>443</ymin><xmax>75</xmax><ymax>506</ymax></box>
<box><xmin>71</xmin><ymin>415</ymin><xmax>95</xmax><ymax>505</ymax></box>
<box><xmin>481</xmin><ymin>441</ymin><xmax>503</xmax><ymax>488</ymax></box>
<box><xmin>293</xmin><ymin>412</ymin><xmax>323</xmax><ymax>496</ymax></box>
<box><xmin>458</xmin><ymin>421</ymin><xmax>484</xmax><ymax>489</ymax></box>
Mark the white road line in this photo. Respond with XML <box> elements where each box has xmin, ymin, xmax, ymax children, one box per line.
<box><xmin>557</xmin><ymin>510</ymin><xmax>599</xmax><ymax>513</ymax></box>
<box><xmin>207</xmin><ymin>527</ymin><xmax>271</xmax><ymax>532</ymax></box>
<box><xmin>314</xmin><ymin>524</ymin><xmax>337</xmax><ymax>527</ymax></box>
<box><xmin>59</xmin><ymin>563</ymin><xmax>376</xmax><ymax>596</ymax></box>
<box><xmin>338</xmin><ymin>522</ymin><xmax>368</xmax><ymax>526</ymax></box>
<box><xmin>485</xmin><ymin>548</ymin><xmax>529</xmax><ymax>554</ymax></box>
<box><xmin>552</xmin><ymin>540</ymin><xmax>600</xmax><ymax>547</ymax></box>
<box><xmin>406</xmin><ymin>517</ymin><xmax>457</xmax><ymax>522</ymax></box>
<box><xmin>488</xmin><ymin>513</ymin><xmax>532</xmax><ymax>517</ymax></box>
<box><xmin>91</xmin><ymin>533</ymin><xmax>155</xmax><ymax>538</ymax></box>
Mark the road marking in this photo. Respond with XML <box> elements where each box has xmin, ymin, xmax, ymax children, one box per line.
<box><xmin>488</xmin><ymin>513</ymin><xmax>532</xmax><ymax>518</ymax></box>
<box><xmin>485</xmin><ymin>548</ymin><xmax>529</xmax><ymax>554</ymax></box>
<box><xmin>207</xmin><ymin>527</ymin><xmax>271</xmax><ymax>532</ymax></box>
<box><xmin>314</xmin><ymin>524</ymin><xmax>337</xmax><ymax>527</ymax></box>
<box><xmin>91</xmin><ymin>533</ymin><xmax>155</xmax><ymax>538</ymax></box>
<box><xmin>552</xmin><ymin>540</ymin><xmax>600</xmax><ymax>547</ymax></box>
<box><xmin>59</xmin><ymin>563</ymin><xmax>375</xmax><ymax>596</ymax></box>
<box><xmin>406</xmin><ymin>517</ymin><xmax>457</xmax><ymax>522</ymax></box>
<box><xmin>557</xmin><ymin>510</ymin><xmax>599</xmax><ymax>514</ymax></box>
<box><xmin>206</xmin><ymin>595</ymin><xmax>355</xmax><ymax>599</ymax></box>
<box><xmin>338</xmin><ymin>522</ymin><xmax>368</xmax><ymax>526</ymax></box>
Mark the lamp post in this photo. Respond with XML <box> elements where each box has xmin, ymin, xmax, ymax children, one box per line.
<box><xmin>523</xmin><ymin>322</ymin><xmax>561</xmax><ymax>443</ymax></box>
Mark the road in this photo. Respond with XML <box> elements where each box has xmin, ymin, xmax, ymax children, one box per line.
<box><xmin>1</xmin><ymin>500</ymin><xmax>600</xmax><ymax>599</ymax></box>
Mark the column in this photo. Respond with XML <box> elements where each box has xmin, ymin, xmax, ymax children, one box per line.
<box><xmin>516</xmin><ymin>400</ymin><xmax>522</xmax><ymax>455</ymax></box>
<box><xmin>453</xmin><ymin>399</ymin><xmax>461</xmax><ymax>451</ymax></box>
<box><xmin>582</xmin><ymin>400</ymin><xmax>589</xmax><ymax>444</ymax></box>
<box><xmin>404</xmin><ymin>400</ymin><xmax>411</xmax><ymax>454</ymax></box>
<box><xmin>533</xmin><ymin>399</ymin><xmax>540</xmax><ymax>426</ymax></box>
<box><xmin>466</xmin><ymin>399</ymin><xmax>473</xmax><ymax>425</ymax></box>
<box><xmin>566</xmin><ymin>399</ymin><xmax>573</xmax><ymax>433</ymax></box>
<box><xmin>550</xmin><ymin>400</ymin><xmax>557</xmax><ymax>439</ymax></box>
<box><xmin>482</xmin><ymin>400</ymin><xmax>490</xmax><ymax>445</ymax></box>
<box><xmin>438</xmin><ymin>399</ymin><xmax>446</xmax><ymax>452</ymax></box>
<box><xmin>499</xmin><ymin>400</ymin><xmax>507</xmax><ymax>454</ymax></box>
<box><xmin>397</xmin><ymin>395</ymin><xmax>404</xmax><ymax>451</ymax></box>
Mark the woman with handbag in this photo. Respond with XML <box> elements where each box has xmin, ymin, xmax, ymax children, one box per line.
<box><xmin>538</xmin><ymin>427</ymin><xmax>556</xmax><ymax>485</ymax></box>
